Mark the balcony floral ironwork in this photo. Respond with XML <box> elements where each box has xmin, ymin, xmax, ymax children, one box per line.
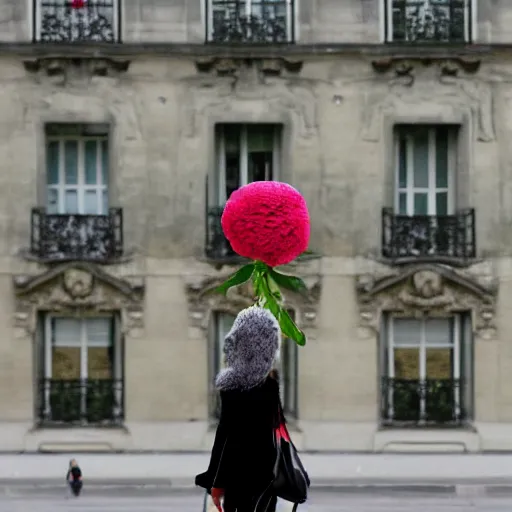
<box><xmin>207</xmin><ymin>0</ymin><xmax>295</xmax><ymax>43</ymax></box>
<box><xmin>381</xmin><ymin>378</ymin><xmax>466</xmax><ymax>425</ymax></box>
<box><xmin>386</xmin><ymin>0</ymin><xmax>471</xmax><ymax>43</ymax></box>
<box><xmin>38</xmin><ymin>378</ymin><xmax>124</xmax><ymax>426</ymax></box>
<box><xmin>35</xmin><ymin>0</ymin><xmax>119</xmax><ymax>43</ymax></box>
<box><xmin>30</xmin><ymin>207</ymin><xmax>123</xmax><ymax>263</ymax></box>
<box><xmin>381</xmin><ymin>208</ymin><xmax>475</xmax><ymax>263</ymax></box>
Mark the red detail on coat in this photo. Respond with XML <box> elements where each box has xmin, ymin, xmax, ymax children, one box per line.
<box><xmin>71</xmin><ymin>0</ymin><xmax>86</xmax><ymax>9</ymax></box>
<box><xmin>221</xmin><ymin>181</ymin><xmax>310</xmax><ymax>268</ymax></box>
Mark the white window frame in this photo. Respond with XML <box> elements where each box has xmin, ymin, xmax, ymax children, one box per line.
<box><xmin>386</xmin><ymin>316</ymin><xmax>461</xmax><ymax>422</ymax></box>
<box><xmin>43</xmin><ymin>315</ymin><xmax>122</xmax><ymax>420</ymax></box>
<box><xmin>394</xmin><ymin>126</ymin><xmax>457</xmax><ymax>216</ymax></box>
<box><xmin>214</xmin><ymin>124</ymin><xmax>281</xmax><ymax>205</ymax></box>
<box><xmin>212</xmin><ymin>310</ymin><xmax>298</xmax><ymax>417</ymax></box>
<box><xmin>207</xmin><ymin>0</ymin><xmax>295</xmax><ymax>42</ymax></box>
<box><xmin>46</xmin><ymin>135</ymin><xmax>109</xmax><ymax>215</ymax></box>
<box><xmin>383</xmin><ymin>0</ymin><xmax>475</xmax><ymax>43</ymax></box>
<box><xmin>34</xmin><ymin>0</ymin><xmax>120</xmax><ymax>42</ymax></box>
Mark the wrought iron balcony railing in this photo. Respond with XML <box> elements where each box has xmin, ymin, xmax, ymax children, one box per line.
<box><xmin>35</xmin><ymin>0</ymin><xmax>119</xmax><ymax>43</ymax></box>
<box><xmin>31</xmin><ymin>207</ymin><xmax>123</xmax><ymax>263</ymax></box>
<box><xmin>38</xmin><ymin>378</ymin><xmax>124</xmax><ymax>426</ymax></box>
<box><xmin>205</xmin><ymin>206</ymin><xmax>240</xmax><ymax>261</ymax></box>
<box><xmin>207</xmin><ymin>0</ymin><xmax>295</xmax><ymax>43</ymax></box>
<box><xmin>381</xmin><ymin>208</ymin><xmax>475</xmax><ymax>263</ymax></box>
<box><xmin>381</xmin><ymin>378</ymin><xmax>466</xmax><ymax>425</ymax></box>
<box><xmin>386</xmin><ymin>0</ymin><xmax>471</xmax><ymax>43</ymax></box>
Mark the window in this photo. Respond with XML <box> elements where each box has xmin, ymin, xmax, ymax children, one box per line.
<box><xmin>385</xmin><ymin>0</ymin><xmax>472</xmax><ymax>43</ymax></box>
<box><xmin>207</xmin><ymin>0</ymin><xmax>295</xmax><ymax>43</ymax></box>
<box><xmin>381</xmin><ymin>315</ymin><xmax>473</xmax><ymax>425</ymax></box>
<box><xmin>211</xmin><ymin>310</ymin><xmax>298</xmax><ymax>418</ymax></box>
<box><xmin>46</xmin><ymin>124</ymin><xmax>109</xmax><ymax>215</ymax></box>
<box><xmin>213</xmin><ymin>124</ymin><xmax>281</xmax><ymax>206</ymax></box>
<box><xmin>395</xmin><ymin>126</ymin><xmax>456</xmax><ymax>217</ymax></box>
<box><xmin>39</xmin><ymin>315</ymin><xmax>123</xmax><ymax>425</ymax></box>
<box><xmin>35</xmin><ymin>0</ymin><xmax>119</xmax><ymax>43</ymax></box>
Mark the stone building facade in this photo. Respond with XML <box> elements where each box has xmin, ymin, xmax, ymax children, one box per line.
<box><xmin>0</xmin><ymin>0</ymin><xmax>509</xmax><ymax>453</ymax></box>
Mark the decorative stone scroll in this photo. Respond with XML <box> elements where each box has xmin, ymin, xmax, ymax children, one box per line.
<box><xmin>185</xmin><ymin>273</ymin><xmax>321</xmax><ymax>331</ymax></box>
<box><xmin>12</xmin><ymin>262</ymin><xmax>145</xmax><ymax>338</ymax></box>
<box><xmin>356</xmin><ymin>263</ymin><xmax>498</xmax><ymax>340</ymax></box>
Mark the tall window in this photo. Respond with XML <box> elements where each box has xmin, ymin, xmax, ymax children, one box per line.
<box><xmin>395</xmin><ymin>125</ymin><xmax>456</xmax><ymax>216</ymax></box>
<box><xmin>211</xmin><ymin>310</ymin><xmax>298</xmax><ymax>418</ymax></box>
<box><xmin>40</xmin><ymin>316</ymin><xmax>123</xmax><ymax>425</ymax></box>
<box><xmin>381</xmin><ymin>315</ymin><xmax>473</xmax><ymax>425</ymax></box>
<box><xmin>207</xmin><ymin>0</ymin><xmax>295</xmax><ymax>43</ymax></box>
<box><xmin>46</xmin><ymin>124</ymin><xmax>109</xmax><ymax>215</ymax></box>
<box><xmin>213</xmin><ymin>124</ymin><xmax>281</xmax><ymax>206</ymax></box>
<box><xmin>385</xmin><ymin>0</ymin><xmax>472</xmax><ymax>43</ymax></box>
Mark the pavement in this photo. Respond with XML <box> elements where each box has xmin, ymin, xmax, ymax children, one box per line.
<box><xmin>4</xmin><ymin>452</ymin><xmax>512</xmax><ymax>496</ymax></box>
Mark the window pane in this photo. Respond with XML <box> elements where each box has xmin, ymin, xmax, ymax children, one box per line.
<box><xmin>435</xmin><ymin>128</ymin><xmax>449</xmax><ymax>188</ymax></box>
<box><xmin>413</xmin><ymin>130</ymin><xmax>429</xmax><ymax>188</ymax></box>
<box><xmin>84</xmin><ymin>190</ymin><xmax>99</xmax><ymax>215</ymax></box>
<box><xmin>102</xmin><ymin>190</ymin><xmax>108</xmax><ymax>214</ymax></box>
<box><xmin>398</xmin><ymin>192</ymin><xmax>407</xmax><ymax>214</ymax></box>
<box><xmin>64</xmin><ymin>190</ymin><xmax>78</xmax><ymax>213</ymax></box>
<box><xmin>53</xmin><ymin>318</ymin><xmax>81</xmax><ymax>347</ymax></box>
<box><xmin>223</xmin><ymin>126</ymin><xmax>240</xmax><ymax>199</ymax></box>
<box><xmin>47</xmin><ymin>188</ymin><xmax>59</xmax><ymax>213</ymax></box>
<box><xmin>426</xmin><ymin>348</ymin><xmax>453</xmax><ymax>379</ymax></box>
<box><xmin>46</xmin><ymin>141</ymin><xmax>60</xmax><ymax>185</ymax></box>
<box><xmin>64</xmin><ymin>141</ymin><xmax>78</xmax><ymax>185</ymax></box>
<box><xmin>398</xmin><ymin>135</ymin><xmax>407</xmax><ymax>188</ymax></box>
<box><xmin>84</xmin><ymin>140</ymin><xmax>98</xmax><ymax>185</ymax></box>
<box><xmin>394</xmin><ymin>347</ymin><xmax>419</xmax><ymax>379</ymax></box>
<box><xmin>425</xmin><ymin>318</ymin><xmax>452</xmax><ymax>346</ymax></box>
<box><xmin>101</xmin><ymin>140</ymin><xmax>109</xmax><ymax>185</ymax></box>
<box><xmin>247</xmin><ymin>125</ymin><xmax>274</xmax><ymax>152</ymax></box>
<box><xmin>86</xmin><ymin>318</ymin><xmax>111</xmax><ymax>347</ymax></box>
<box><xmin>414</xmin><ymin>193</ymin><xmax>428</xmax><ymax>215</ymax></box>
<box><xmin>52</xmin><ymin>346</ymin><xmax>81</xmax><ymax>380</ymax></box>
<box><xmin>436</xmin><ymin>192</ymin><xmax>448</xmax><ymax>215</ymax></box>
<box><xmin>87</xmin><ymin>347</ymin><xmax>112</xmax><ymax>379</ymax></box>
<box><xmin>393</xmin><ymin>319</ymin><xmax>421</xmax><ymax>346</ymax></box>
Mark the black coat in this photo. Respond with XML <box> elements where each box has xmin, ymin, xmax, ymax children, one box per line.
<box><xmin>196</xmin><ymin>375</ymin><xmax>280</xmax><ymax>496</ymax></box>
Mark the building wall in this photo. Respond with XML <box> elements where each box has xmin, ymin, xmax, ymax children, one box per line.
<box><xmin>0</xmin><ymin>0</ymin><xmax>510</xmax><ymax>452</ymax></box>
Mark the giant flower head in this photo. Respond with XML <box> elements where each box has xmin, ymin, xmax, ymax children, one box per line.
<box><xmin>213</xmin><ymin>181</ymin><xmax>312</xmax><ymax>346</ymax></box>
<box><xmin>221</xmin><ymin>181</ymin><xmax>310</xmax><ymax>268</ymax></box>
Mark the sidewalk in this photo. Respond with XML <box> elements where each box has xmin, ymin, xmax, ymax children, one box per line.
<box><xmin>4</xmin><ymin>452</ymin><xmax>512</xmax><ymax>492</ymax></box>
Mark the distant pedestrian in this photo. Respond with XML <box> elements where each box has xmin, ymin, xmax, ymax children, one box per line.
<box><xmin>66</xmin><ymin>458</ymin><xmax>83</xmax><ymax>497</ymax></box>
<box><xmin>196</xmin><ymin>306</ymin><xmax>281</xmax><ymax>512</ymax></box>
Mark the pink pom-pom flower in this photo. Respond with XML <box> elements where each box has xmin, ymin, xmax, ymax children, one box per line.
<box><xmin>221</xmin><ymin>181</ymin><xmax>310</xmax><ymax>268</ymax></box>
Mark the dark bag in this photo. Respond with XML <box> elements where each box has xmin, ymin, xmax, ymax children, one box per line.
<box><xmin>272</xmin><ymin>402</ymin><xmax>310</xmax><ymax>511</ymax></box>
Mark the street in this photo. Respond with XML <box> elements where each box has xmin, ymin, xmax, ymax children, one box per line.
<box><xmin>1</xmin><ymin>490</ymin><xmax>512</xmax><ymax>512</ymax></box>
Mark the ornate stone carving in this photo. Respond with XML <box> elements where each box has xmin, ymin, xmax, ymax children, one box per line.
<box><xmin>180</xmin><ymin>67</ymin><xmax>317</xmax><ymax>140</ymax></box>
<box><xmin>185</xmin><ymin>273</ymin><xmax>321</xmax><ymax>331</ymax></box>
<box><xmin>363</xmin><ymin>57</ymin><xmax>494</xmax><ymax>143</ymax></box>
<box><xmin>23</xmin><ymin>58</ymin><xmax>130</xmax><ymax>86</ymax></box>
<box><xmin>356</xmin><ymin>263</ymin><xmax>498</xmax><ymax>340</ymax></box>
<box><xmin>12</xmin><ymin>262</ymin><xmax>145</xmax><ymax>338</ymax></box>
<box><xmin>194</xmin><ymin>57</ymin><xmax>303</xmax><ymax>78</ymax></box>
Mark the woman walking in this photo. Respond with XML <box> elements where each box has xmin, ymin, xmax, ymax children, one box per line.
<box><xmin>196</xmin><ymin>306</ymin><xmax>282</xmax><ymax>512</ymax></box>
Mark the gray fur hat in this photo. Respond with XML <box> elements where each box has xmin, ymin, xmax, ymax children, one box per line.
<box><xmin>215</xmin><ymin>305</ymin><xmax>281</xmax><ymax>391</ymax></box>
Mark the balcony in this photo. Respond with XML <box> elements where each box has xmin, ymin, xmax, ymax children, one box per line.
<box><xmin>38</xmin><ymin>378</ymin><xmax>124</xmax><ymax>426</ymax></box>
<box><xmin>207</xmin><ymin>0</ymin><xmax>295</xmax><ymax>43</ymax></box>
<box><xmin>381</xmin><ymin>208</ymin><xmax>475</xmax><ymax>264</ymax></box>
<box><xmin>35</xmin><ymin>0</ymin><xmax>119</xmax><ymax>43</ymax></box>
<box><xmin>205</xmin><ymin>206</ymin><xmax>241</xmax><ymax>262</ymax></box>
<box><xmin>381</xmin><ymin>378</ymin><xmax>466</xmax><ymax>426</ymax></box>
<box><xmin>386</xmin><ymin>0</ymin><xmax>471</xmax><ymax>43</ymax></box>
<box><xmin>30</xmin><ymin>208</ymin><xmax>123</xmax><ymax>263</ymax></box>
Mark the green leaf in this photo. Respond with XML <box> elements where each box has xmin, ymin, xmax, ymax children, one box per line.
<box><xmin>279</xmin><ymin>308</ymin><xmax>307</xmax><ymax>346</ymax></box>
<box><xmin>269</xmin><ymin>269</ymin><xmax>307</xmax><ymax>294</ymax></box>
<box><xmin>211</xmin><ymin>263</ymin><xmax>255</xmax><ymax>295</ymax></box>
